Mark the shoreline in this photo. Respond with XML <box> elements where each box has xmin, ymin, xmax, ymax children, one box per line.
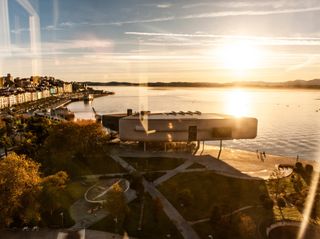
<box><xmin>200</xmin><ymin>145</ymin><xmax>319</xmax><ymax>179</ymax></box>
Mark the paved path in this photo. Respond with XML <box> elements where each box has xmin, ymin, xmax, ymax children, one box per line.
<box><xmin>153</xmin><ymin>158</ymin><xmax>194</xmax><ymax>186</ymax></box>
<box><xmin>143</xmin><ymin>179</ymin><xmax>200</xmax><ymax>239</ymax></box>
<box><xmin>70</xmin><ymin>187</ymin><xmax>136</xmax><ymax>229</ymax></box>
<box><xmin>188</xmin><ymin>205</ymin><xmax>258</xmax><ymax>225</ymax></box>
<box><xmin>0</xmin><ymin>229</ymin><xmax>136</xmax><ymax>239</ymax></box>
<box><xmin>110</xmin><ymin>151</ymin><xmax>200</xmax><ymax>239</ymax></box>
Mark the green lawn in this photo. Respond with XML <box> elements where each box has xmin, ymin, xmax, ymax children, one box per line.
<box><xmin>158</xmin><ymin>171</ymin><xmax>270</xmax><ymax>221</ymax></box>
<box><xmin>192</xmin><ymin>203</ymin><xmax>273</xmax><ymax>239</ymax></box>
<box><xmin>187</xmin><ymin>163</ymin><xmax>206</xmax><ymax>169</ymax></box>
<box><xmin>40</xmin><ymin>180</ymin><xmax>90</xmax><ymax>227</ymax></box>
<box><xmin>122</xmin><ymin>157</ymin><xmax>185</xmax><ymax>171</ymax></box>
<box><xmin>89</xmin><ymin>194</ymin><xmax>183</xmax><ymax>239</ymax></box>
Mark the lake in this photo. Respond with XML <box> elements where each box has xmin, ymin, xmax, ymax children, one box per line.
<box><xmin>67</xmin><ymin>86</ymin><xmax>320</xmax><ymax>160</ymax></box>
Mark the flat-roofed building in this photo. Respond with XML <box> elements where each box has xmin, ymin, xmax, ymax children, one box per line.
<box><xmin>0</xmin><ymin>95</ymin><xmax>9</xmax><ymax>109</ymax></box>
<box><xmin>119</xmin><ymin>111</ymin><xmax>257</xmax><ymax>142</ymax></box>
<box><xmin>63</xmin><ymin>82</ymin><xmax>73</xmax><ymax>93</ymax></box>
<box><xmin>16</xmin><ymin>93</ymin><xmax>25</xmax><ymax>104</ymax></box>
<box><xmin>24</xmin><ymin>91</ymin><xmax>32</xmax><ymax>102</ymax></box>
<box><xmin>8</xmin><ymin>94</ymin><xmax>17</xmax><ymax>106</ymax></box>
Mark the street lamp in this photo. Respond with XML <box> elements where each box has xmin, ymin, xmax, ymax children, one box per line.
<box><xmin>60</xmin><ymin>212</ymin><xmax>64</xmax><ymax>228</ymax></box>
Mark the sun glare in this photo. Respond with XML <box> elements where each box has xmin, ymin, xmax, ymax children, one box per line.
<box><xmin>225</xmin><ymin>89</ymin><xmax>251</xmax><ymax>117</ymax></box>
<box><xmin>216</xmin><ymin>40</ymin><xmax>263</xmax><ymax>72</ymax></box>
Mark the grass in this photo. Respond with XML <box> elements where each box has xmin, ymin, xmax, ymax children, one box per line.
<box><xmin>89</xmin><ymin>194</ymin><xmax>183</xmax><ymax>239</ymax></box>
<box><xmin>187</xmin><ymin>163</ymin><xmax>206</xmax><ymax>169</ymax></box>
<box><xmin>158</xmin><ymin>171</ymin><xmax>269</xmax><ymax>221</ymax></box>
<box><xmin>122</xmin><ymin>157</ymin><xmax>185</xmax><ymax>171</ymax></box>
<box><xmin>192</xmin><ymin>207</ymin><xmax>273</xmax><ymax>239</ymax></box>
<box><xmin>41</xmin><ymin>180</ymin><xmax>90</xmax><ymax>227</ymax></box>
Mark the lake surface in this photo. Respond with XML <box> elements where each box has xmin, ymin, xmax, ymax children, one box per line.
<box><xmin>67</xmin><ymin>86</ymin><xmax>320</xmax><ymax>160</ymax></box>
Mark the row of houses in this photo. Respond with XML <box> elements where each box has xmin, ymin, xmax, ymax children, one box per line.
<box><xmin>0</xmin><ymin>84</ymin><xmax>72</xmax><ymax>109</ymax></box>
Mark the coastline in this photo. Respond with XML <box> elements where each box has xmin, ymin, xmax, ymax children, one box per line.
<box><xmin>200</xmin><ymin>145</ymin><xmax>319</xmax><ymax>179</ymax></box>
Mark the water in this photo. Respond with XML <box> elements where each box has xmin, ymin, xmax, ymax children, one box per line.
<box><xmin>67</xmin><ymin>86</ymin><xmax>320</xmax><ymax>160</ymax></box>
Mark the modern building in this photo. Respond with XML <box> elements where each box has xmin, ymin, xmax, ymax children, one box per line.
<box><xmin>119</xmin><ymin>111</ymin><xmax>257</xmax><ymax>143</ymax></box>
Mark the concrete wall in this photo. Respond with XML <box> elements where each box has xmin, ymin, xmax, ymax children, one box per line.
<box><xmin>119</xmin><ymin>117</ymin><xmax>257</xmax><ymax>142</ymax></box>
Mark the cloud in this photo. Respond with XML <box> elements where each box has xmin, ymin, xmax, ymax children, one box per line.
<box><xmin>182</xmin><ymin>1</ymin><xmax>299</xmax><ymax>9</ymax></box>
<box><xmin>181</xmin><ymin>6</ymin><xmax>320</xmax><ymax>19</ymax></box>
<box><xmin>54</xmin><ymin>6</ymin><xmax>320</xmax><ymax>28</ymax></box>
<box><xmin>157</xmin><ymin>4</ymin><xmax>171</xmax><ymax>9</ymax></box>
<box><xmin>125</xmin><ymin>31</ymin><xmax>320</xmax><ymax>46</ymax></box>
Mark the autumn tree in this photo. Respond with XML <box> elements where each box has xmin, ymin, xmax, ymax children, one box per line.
<box><xmin>237</xmin><ymin>213</ymin><xmax>256</xmax><ymax>239</ymax></box>
<box><xmin>40</xmin><ymin>171</ymin><xmax>69</xmax><ymax>216</ymax></box>
<box><xmin>269</xmin><ymin>168</ymin><xmax>286</xmax><ymax>199</ymax></box>
<box><xmin>36</xmin><ymin>120</ymin><xmax>110</xmax><ymax>177</ymax></box>
<box><xmin>0</xmin><ymin>153</ymin><xmax>42</xmax><ymax>227</ymax></box>
<box><xmin>104</xmin><ymin>183</ymin><xmax>128</xmax><ymax>232</ymax></box>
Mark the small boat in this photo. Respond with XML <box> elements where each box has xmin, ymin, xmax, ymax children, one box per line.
<box><xmin>83</xmin><ymin>93</ymin><xmax>94</xmax><ymax>101</ymax></box>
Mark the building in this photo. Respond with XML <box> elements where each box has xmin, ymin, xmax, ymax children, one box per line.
<box><xmin>24</xmin><ymin>91</ymin><xmax>32</xmax><ymax>103</ymax></box>
<box><xmin>31</xmin><ymin>91</ymin><xmax>38</xmax><ymax>101</ymax></box>
<box><xmin>8</xmin><ymin>94</ymin><xmax>17</xmax><ymax>106</ymax></box>
<box><xmin>41</xmin><ymin>88</ymin><xmax>50</xmax><ymax>98</ymax></box>
<box><xmin>16</xmin><ymin>92</ymin><xmax>25</xmax><ymax>104</ymax></box>
<box><xmin>119</xmin><ymin>111</ymin><xmax>257</xmax><ymax>143</ymax></box>
<box><xmin>63</xmin><ymin>82</ymin><xmax>73</xmax><ymax>93</ymax></box>
<box><xmin>0</xmin><ymin>77</ymin><xmax>5</xmax><ymax>88</ymax></box>
<box><xmin>0</xmin><ymin>95</ymin><xmax>9</xmax><ymax>109</ymax></box>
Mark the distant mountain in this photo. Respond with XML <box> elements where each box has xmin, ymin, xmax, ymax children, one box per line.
<box><xmin>283</xmin><ymin>79</ymin><xmax>320</xmax><ymax>86</ymax></box>
<box><xmin>83</xmin><ymin>79</ymin><xmax>320</xmax><ymax>89</ymax></box>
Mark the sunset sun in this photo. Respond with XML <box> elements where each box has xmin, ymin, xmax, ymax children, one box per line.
<box><xmin>216</xmin><ymin>40</ymin><xmax>264</xmax><ymax>72</ymax></box>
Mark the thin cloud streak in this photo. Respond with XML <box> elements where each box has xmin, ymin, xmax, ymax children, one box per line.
<box><xmin>182</xmin><ymin>6</ymin><xmax>320</xmax><ymax>19</ymax></box>
<box><xmin>50</xmin><ymin>6</ymin><xmax>320</xmax><ymax>29</ymax></box>
<box><xmin>125</xmin><ymin>32</ymin><xmax>320</xmax><ymax>46</ymax></box>
<box><xmin>182</xmin><ymin>1</ymin><xmax>302</xmax><ymax>9</ymax></box>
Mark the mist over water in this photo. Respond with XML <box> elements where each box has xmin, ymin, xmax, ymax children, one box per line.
<box><xmin>67</xmin><ymin>86</ymin><xmax>320</xmax><ymax>160</ymax></box>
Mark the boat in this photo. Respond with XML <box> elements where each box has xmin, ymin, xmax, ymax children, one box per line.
<box><xmin>83</xmin><ymin>93</ymin><xmax>94</xmax><ymax>101</ymax></box>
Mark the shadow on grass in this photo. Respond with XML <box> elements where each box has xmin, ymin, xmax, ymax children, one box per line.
<box><xmin>89</xmin><ymin>193</ymin><xmax>183</xmax><ymax>239</ymax></box>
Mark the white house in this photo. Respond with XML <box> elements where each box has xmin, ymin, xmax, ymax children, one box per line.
<box><xmin>119</xmin><ymin>111</ymin><xmax>258</xmax><ymax>142</ymax></box>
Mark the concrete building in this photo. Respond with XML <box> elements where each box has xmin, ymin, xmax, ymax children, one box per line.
<box><xmin>63</xmin><ymin>82</ymin><xmax>73</xmax><ymax>93</ymax></box>
<box><xmin>0</xmin><ymin>77</ymin><xmax>5</xmax><ymax>88</ymax></box>
<box><xmin>0</xmin><ymin>95</ymin><xmax>9</xmax><ymax>109</ymax></box>
<box><xmin>8</xmin><ymin>94</ymin><xmax>17</xmax><ymax>106</ymax></box>
<box><xmin>31</xmin><ymin>91</ymin><xmax>38</xmax><ymax>101</ymax></box>
<box><xmin>16</xmin><ymin>92</ymin><xmax>25</xmax><ymax>104</ymax></box>
<box><xmin>119</xmin><ymin>111</ymin><xmax>257</xmax><ymax>143</ymax></box>
<box><xmin>24</xmin><ymin>91</ymin><xmax>32</xmax><ymax>102</ymax></box>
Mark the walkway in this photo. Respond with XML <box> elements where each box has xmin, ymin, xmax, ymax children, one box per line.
<box><xmin>0</xmin><ymin>229</ymin><xmax>136</xmax><ymax>239</ymax></box>
<box><xmin>70</xmin><ymin>187</ymin><xmax>136</xmax><ymax>229</ymax></box>
<box><xmin>188</xmin><ymin>205</ymin><xmax>260</xmax><ymax>225</ymax></box>
<box><xmin>110</xmin><ymin>151</ymin><xmax>200</xmax><ymax>239</ymax></box>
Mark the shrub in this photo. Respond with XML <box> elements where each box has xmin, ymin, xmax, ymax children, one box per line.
<box><xmin>295</xmin><ymin>162</ymin><xmax>304</xmax><ymax>173</ymax></box>
<box><xmin>263</xmin><ymin>198</ymin><xmax>274</xmax><ymax>210</ymax></box>
<box><xmin>277</xmin><ymin>197</ymin><xmax>286</xmax><ymax>208</ymax></box>
<box><xmin>305</xmin><ymin>164</ymin><xmax>313</xmax><ymax>176</ymax></box>
<box><xmin>177</xmin><ymin>188</ymin><xmax>194</xmax><ymax>206</ymax></box>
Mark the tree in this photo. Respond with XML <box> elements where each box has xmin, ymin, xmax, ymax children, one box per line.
<box><xmin>40</xmin><ymin>171</ymin><xmax>69</xmax><ymax>216</ymax></box>
<box><xmin>0</xmin><ymin>153</ymin><xmax>42</xmax><ymax>227</ymax></box>
<box><xmin>237</xmin><ymin>213</ymin><xmax>256</xmax><ymax>239</ymax></box>
<box><xmin>36</xmin><ymin>120</ymin><xmax>110</xmax><ymax>177</ymax></box>
<box><xmin>153</xmin><ymin>197</ymin><xmax>163</xmax><ymax>223</ymax></box>
<box><xmin>210</xmin><ymin>206</ymin><xmax>222</xmax><ymax>225</ymax></box>
<box><xmin>104</xmin><ymin>183</ymin><xmax>128</xmax><ymax>232</ymax></box>
<box><xmin>177</xmin><ymin>188</ymin><xmax>194</xmax><ymax>207</ymax></box>
<box><xmin>277</xmin><ymin>197</ymin><xmax>286</xmax><ymax>220</ymax></box>
<box><xmin>269</xmin><ymin>168</ymin><xmax>286</xmax><ymax>199</ymax></box>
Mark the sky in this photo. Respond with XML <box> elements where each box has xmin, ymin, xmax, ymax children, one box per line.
<box><xmin>0</xmin><ymin>0</ymin><xmax>320</xmax><ymax>83</ymax></box>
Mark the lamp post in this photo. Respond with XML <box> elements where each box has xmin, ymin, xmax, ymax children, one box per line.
<box><xmin>60</xmin><ymin>212</ymin><xmax>64</xmax><ymax>228</ymax></box>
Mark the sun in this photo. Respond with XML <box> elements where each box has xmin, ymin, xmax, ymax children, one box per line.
<box><xmin>216</xmin><ymin>40</ymin><xmax>263</xmax><ymax>72</ymax></box>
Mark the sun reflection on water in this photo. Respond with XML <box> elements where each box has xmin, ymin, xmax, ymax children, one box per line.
<box><xmin>225</xmin><ymin>89</ymin><xmax>251</xmax><ymax>117</ymax></box>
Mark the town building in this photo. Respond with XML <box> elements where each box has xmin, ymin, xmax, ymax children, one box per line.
<box><xmin>119</xmin><ymin>111</ymin><xmax>258</xmax><ymax>143</ymax></box>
